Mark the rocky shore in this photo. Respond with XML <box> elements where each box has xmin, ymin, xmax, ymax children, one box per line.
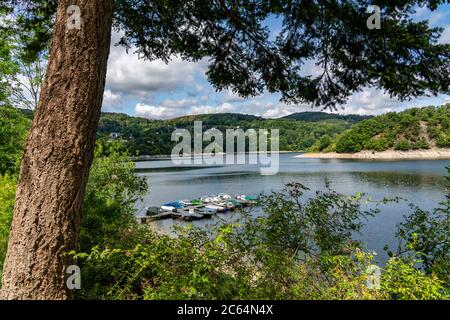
<box><xmin>297</xmin><ymin>148</ymin><xmax>450</xmax><ymax>160</ymax></box>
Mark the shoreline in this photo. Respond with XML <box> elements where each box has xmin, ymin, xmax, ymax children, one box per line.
<box><xmin>297</xmin><ymin>149</ymin><xmax>450</xmax><ymax>160</ymax></box>
<box><xmin>131</xmin><ymin>151</ymin><xmax>299</xmax><ymax>161</ymax></box>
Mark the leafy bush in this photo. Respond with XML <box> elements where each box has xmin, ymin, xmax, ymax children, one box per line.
<box><xmin>394</xmin><ymin>139</ymin><xmax>411</xmax><ymax>151</ymax></box>
<box><xmin>72</xmin><ymin>180</ymin><xmax>447</xmax><ymax>300</ymax></box>
<box><xmin>0</xmin><ymin>175</ymin><xmax>16</xmax><ymax>284</ymax></box>
<box><xmin>335</xmin><ymin>132</ymin><xmax>363</xmax><ymax>153</ymax></box>
<box><xmin>436</xmin><ymin>133</ymin><xmax>450</xmax><ymax>148</ymax></box>
<box><xmin>0</xmin><ymin>106</ymin><xmax>30</xmax><ymax>175</ymax></box>
<box><xmin>412</xmin><ymin>138</ymin><xmax>430</xmax><ymax>150</ymax></box>
<box><xmin>381</xmin><ymin>257</ymin><xmax>447</xmax><ymax>300</ymax></box>
<box><xmin>364</xmin><ymin>137</ymin><xmax>390</xmax><ymax>152</ymax></box>
<box><xmin>393</xmin><ymin>167</ymin><xmax>450</xmax><ymax>288</ymax></box>
<box><xmin>80</xmin><ymin>139</ymin><xmax>148</xmax><ymax>251</ymax></box>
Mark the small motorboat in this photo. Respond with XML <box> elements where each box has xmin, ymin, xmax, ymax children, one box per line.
<box><xmin>146</xmin><ymin>206</ymin><xmax>163</xmax><ymax>216</ymax></box>
<box><xmin>218</xmin><ymin>193</ymin><xmax>232</xmax><ymax>200</ymax></box>
<box><xmin>200</xmin><ymin>196</ymin><xmax>213</xmax><ymax>203</ymax></box>
<box><xmin>177</xmin><ymin>208</ymin><xmax>205</xmax><ymax>221</ymax></box>
<box><xmin>205</xmin><ymin>204</ymin><xmax>226</xmax><ymax>212</ymax></box>
<box><xmin>191</xmin><ymin>199</ymin><xmax>203</xmax><ymax>205</ymax></box>
<box><xmin>161</xmin><ymin>205</ymin><xmax>176</xmax><ymax>211</ymax></box>
<box><xmin>179</xmin><ymin>199</ymin><xmax>192</xmax><ymax>206</ymax></box>
<box><xmin>227</xmin><ymin>199</ymin><xmax>244</xmax><ymax>208</ymax></box>
<box><xmin>163</xmin><ymin>201</ymin><xmax>184</xmax><ymax>209</ymax></box>
<box><xmin>215</xmin><ymin>201</ymin><xmax>235</xmax><ymax>210</ymax></box>
<box><xmin>202</xmin><ymin>207</ymin><xmax>217</xmax><ymax>214</ymax></box>
<box><xmin>236</xmin><ymin>195</ymin><xmax>258</xmax><ymax>204</ymax></box>
<box><xmin>195</xmin><ymin>208</ymin><xmax>215</xmax><ymax>218</ymax></box>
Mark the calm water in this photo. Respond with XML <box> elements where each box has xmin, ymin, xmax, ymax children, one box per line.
<box><xmin>135</xmin><ymin>153</ymin><xmax>448</xmax><ymax>260</ymax></box>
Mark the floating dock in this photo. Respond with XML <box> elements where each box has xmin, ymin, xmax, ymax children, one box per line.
<box><xmin>140</xmin><ymin>194</ymin><xmax>258</xmax><ymax>223</ymax></box>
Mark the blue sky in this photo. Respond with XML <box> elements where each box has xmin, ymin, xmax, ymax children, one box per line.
<box><xmin>102</xmin><ymin>4</ymin><xmax>450</xmax><ymax>119</ymax></box>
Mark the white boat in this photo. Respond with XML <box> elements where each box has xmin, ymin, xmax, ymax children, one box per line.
<box><xmin>179</xmin><ymin>199</ymin><xmax>192</xmax><ymax>206</ymax></box>
<box><xmin>201</xmin><ymin>195</ymin><xmax>220</xmax><ymax>203</ymax></box>
<box><xmin>218</xmin><ymin>193</ymin><xmax>232</xmax><ymax>200</ymax></box>
<box><xmin>216</xmin><ymin>201</ymin><xmax>235</xmax><ymax>210</ymax></box>
<box><xmin>161</xmin><ymin>205</ymin><xmax>176</xmax><ymax>211</ymax></box>
<box><xmin>200</xmin><ymin>196</ymin><xmax>213</xmax><ymax>203</ymax></box>
<box><xmin>205</xmin><ymin>204</ymin><xmax>226</xmax><ymax>212</ymax></box>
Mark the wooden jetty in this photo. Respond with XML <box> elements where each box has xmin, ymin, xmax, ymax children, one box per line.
<box><xmin>140</xmin><ymin>194</ymin><xmax>259</xmax><ymax>224</ymax></box>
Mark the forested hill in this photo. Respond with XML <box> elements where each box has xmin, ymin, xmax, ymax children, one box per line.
<box><xmin>322</xmin><ymin>105</ymin><xmax>450</xmax><ymax>153</ymax></box>
<box><xmin>96</xmin><ymin>111</ymin><xmax>367</xmax><ymax>155</ymax></box>
<box><xmin>14</xmin><ymin>107</ymin><xmax>450</xmax><ymax>156</ymax></box>
<box><xmin>282</xmin><ymin>112</ymin><xmax>372</xmax><ymax>122</ymax></box>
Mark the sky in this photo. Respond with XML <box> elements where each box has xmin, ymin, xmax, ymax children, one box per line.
<box><xmin>101</xmin><ymin>4</ymin><xmax>450</xmax><ymax>120</ymax></box>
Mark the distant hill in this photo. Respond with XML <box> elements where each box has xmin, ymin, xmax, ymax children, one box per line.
<box><xmin>282</xmin><ymin>111</ymin><xmax>372</xmax><ymax>123</ymax></box>
<box><xmin>322</xmin><ymin>105</ymin><xmax>450</xmax><ymax>153</ymax></box>
<box><xmin>97</xmin><ymin>112</ymin><xmax>358</xmax><ymax>155</ymax></box>
<box><xmin>171</xmin><ymin>113</ymin><xmax>263</xmax><ymax>124</ymax></box>
<box><xmin>15</xmin><ymin>107</ymin><xmax>450</xmax><ymax>156</ymax></box>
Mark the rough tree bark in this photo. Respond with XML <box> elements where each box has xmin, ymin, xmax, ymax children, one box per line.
<box><xmin>1</xmin><ymin>0</ymin><xmax>114</xmax><ymax>299</ymax></box>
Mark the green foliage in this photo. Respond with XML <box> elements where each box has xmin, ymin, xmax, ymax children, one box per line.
<box><xmin>335</xmin><ymin>105</ymin><xmax>449</xmax><ymax>153</ymax></box>
<box><xmin>237</xmin><ymin>182</ymin><xmax>377</xmax><ymax>257</ymax></box>
<box><xmin>71</xmin><ymin>180</ymin><xmax>447</xmax><ymax>300</ymax></box>
<box><xmin>381</xmin><ymin>257</ymin><xmax>447</xmax><ymax>300</ymax></box>
<box><xmin>80</xmin><ymin>139</ymin><xmax>148</xmax><ymax>251</ymax></box>
<box><xmin>394</xmin><ymin>167</ymin><xmax>450</xmax><ymax>288</ymax></box>
<box><xmin>98</xmin><ymin>112</ymin><xmax>360</xmax><ymax>155</ymax></box>
<box><xmin>0</xmin><ymin>175</ymin><xmax>16</xmax><ymax>284</ymax></box>
<box><xmin>436</xmin><ymin>132</ymin><xmax>450</xmax><ymax>148</ymax></box>
<box><xmin>394</xmin><ymin>139</ymin><xmax>411</xmax><ymax>151</ymax></box>
<box><xmin>0</xmin><ymin>106</ymin><xmax>30</xmax><ymax>175</ymax></box>
<box><xmin>282</xmin><ymin>112</ymin><xmax>371</xmax><ymax>122</ymax></box>
<box><xmin>311</xmin><ymin>135</ymin><xmax>333</xmax><ymax>152</ymax></box>
<box><xmin>0</xmin><ymin>10</ymin><xmax>46</xmax><ymax>110</ymax></box>
<box><xmin>0</xmin><ymin>29</ymin><xmax>19</xmax><ymax>106</ymax></box>
<box><xmin>335</xmin><ymin>131</ymin><xmax>363</xmax><ymax>153</ymax></box>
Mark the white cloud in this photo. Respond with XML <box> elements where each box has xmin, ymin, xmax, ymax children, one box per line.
<box><xmin>105</xmin><ymin>34</ymin><xmax>204</xmax><ymax>101</ymax></box>
<box><xmin>160</xmin><ymin>97</ymin><xmax>198</xmax><ymax>108</ymax></box>
<box><xmin>340</xmin><ymin>88</ymin><xmax>401</xmax><ymax>115</ymax></box>
<box><xmin>135</xmin><ymin>103</ymin><xmax>175</xmax><ymax>119</ymax></box>
<box><xmin>102</xmin><ymin>89</ymin><xmax>123</xmax><ymax>109</ymax></box>
<box><xmin>190</xmin><ymin>102</ymin><xmax>235</xmax><ymax>114</ymax></box>
<box><xmin>439</xmin><ymin>26</ymin><xmax>450</xmax><ymax>44</ymax></box>
<box><xmin>224</xmin><ymin>90</ymin><xmax>245</xmax><ymax>103</ymax></box>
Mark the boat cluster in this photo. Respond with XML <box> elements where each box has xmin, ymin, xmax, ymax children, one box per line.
<box><xmin>141</xmin><ymin>193</ymin><xmax>258</xmax><ymax>223</ymax></box>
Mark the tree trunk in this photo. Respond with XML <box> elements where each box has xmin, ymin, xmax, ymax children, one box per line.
<box><xmin>1</xmin><ymin>0</ymin><xmax>114</xmax><ymax>300</ymax></box>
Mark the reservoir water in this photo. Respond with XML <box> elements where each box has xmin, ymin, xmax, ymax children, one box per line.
<box><xmin>135</xmin><ymin>153</ymin><xmax>448</xmax><ymax>260</ymax></box>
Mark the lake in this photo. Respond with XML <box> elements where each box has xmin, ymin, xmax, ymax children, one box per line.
<box><xmin>135</xmin><ymin>153</ymin><xmax>448</xmax><ymax>261</ymax></box>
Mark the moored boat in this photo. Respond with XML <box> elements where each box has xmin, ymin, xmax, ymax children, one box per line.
<box><xmin>163</xmin><ymin>201</ymin><xmax>184</xmax><ymax>209</ymax></box>
<box><xmin>227</xmin><ymin>199</ymin><xmax>244</xmax><ymax>207</ymax></box>
<box><xmin>161</xmin><ymin>205</ymin><xmax>176</xmax><ymax>211</ymax></box>
<box><xmin>205</xmin><ymin>204</ymin><xmax>226</xmax><ymax>212</ymax></box>
<box><xmin>218</xmin><ymin>193</ymin><xmax>232</xmax><ymax>200</ymax></box>
<box><xmin>146</xmin><ymin>206</ymin><xmax>163</xmax><ymax>216</ymax></box>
